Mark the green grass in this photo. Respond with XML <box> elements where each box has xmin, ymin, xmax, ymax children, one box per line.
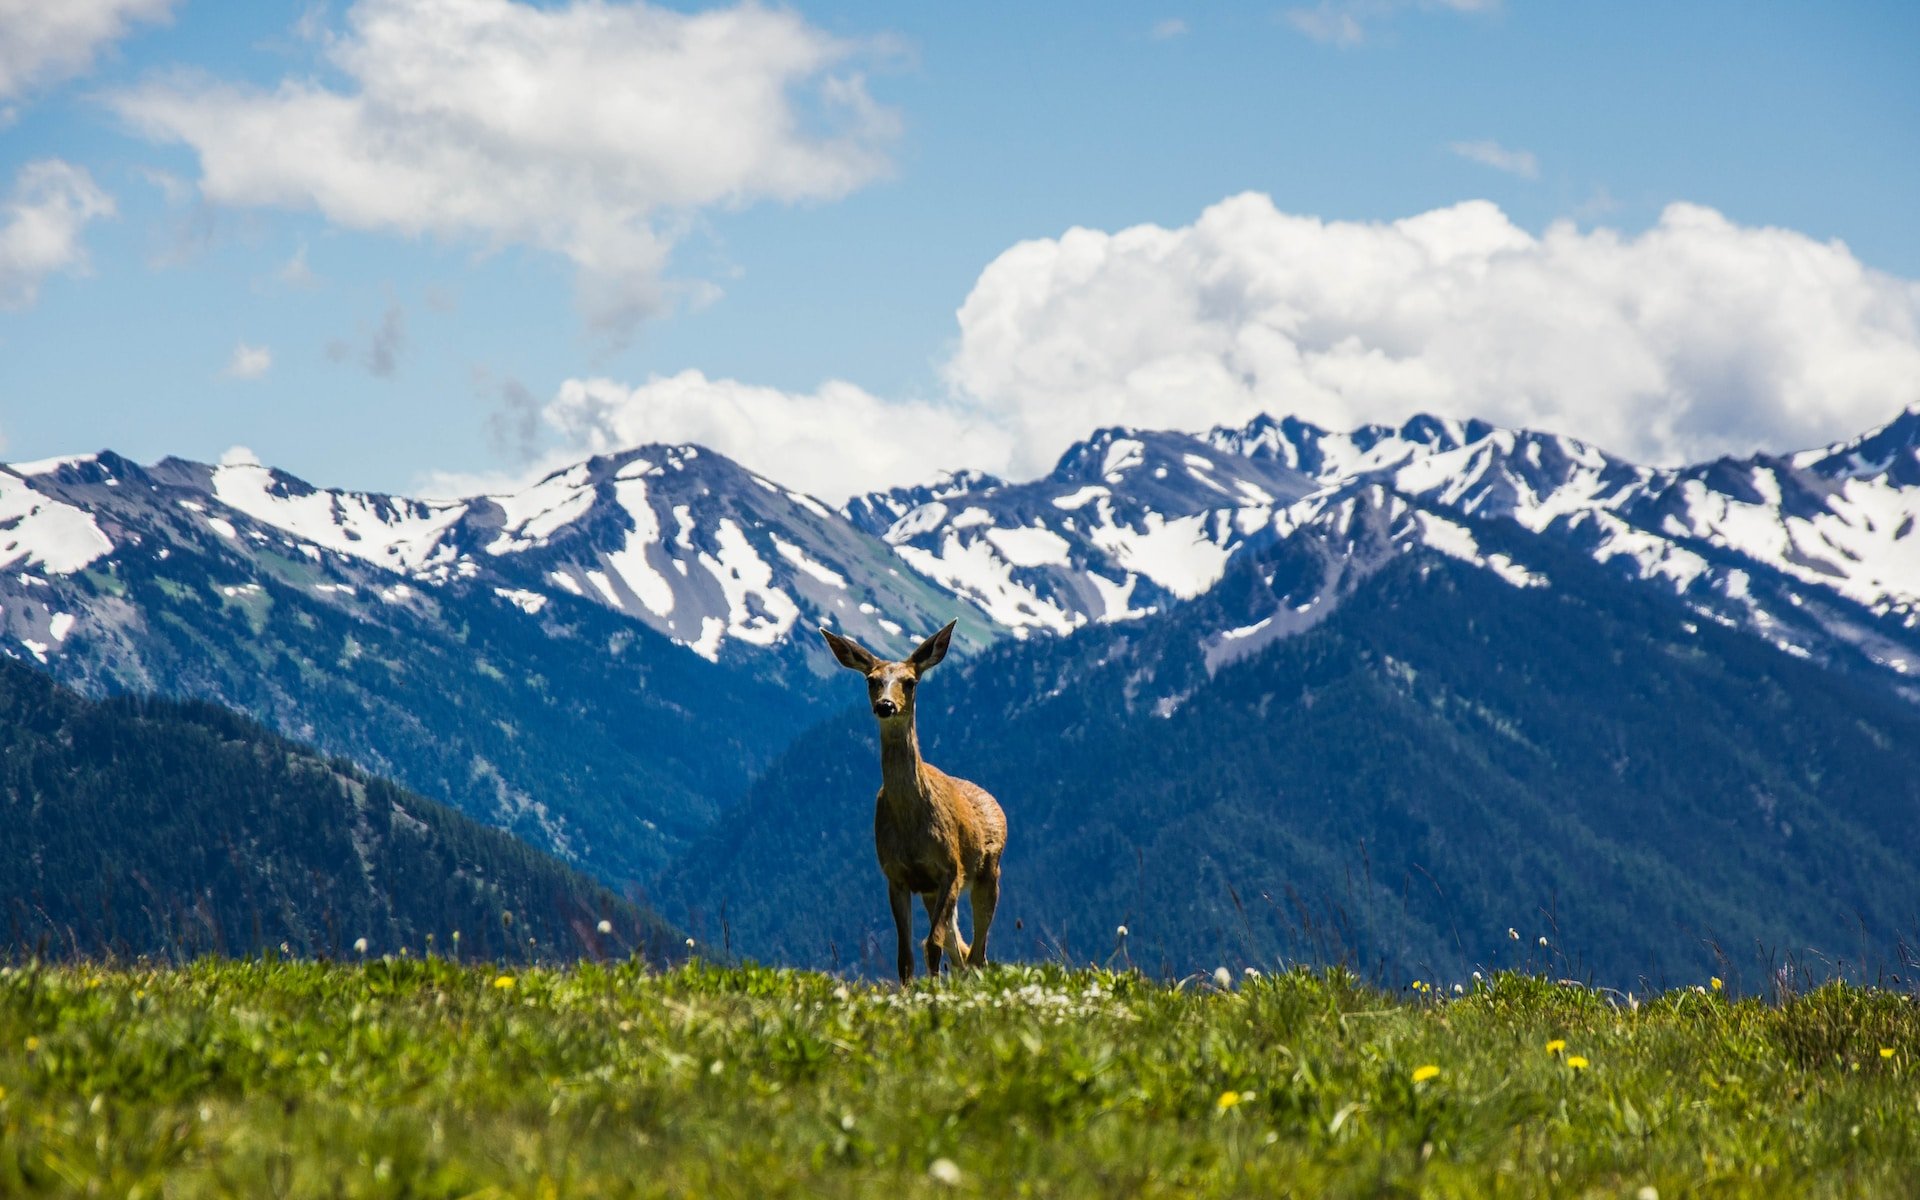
<box><xmin>1</xmin><ymin>960</ymin><xmax>1916</xmax><ymax>1197</ymax></box>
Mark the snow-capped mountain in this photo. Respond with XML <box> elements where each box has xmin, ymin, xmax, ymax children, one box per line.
<box><xmin>845</xmin><ymin>429</ymin><xmax>1320</xmax><ymax>633</ymax></box>
<box><xmin>8</xmin><ymin>405</ymin><xmax>1920</xmax><ymax>703</ymax></box>
<box><xmin>48</xmin><ymin>443</ymin><xmax>990</xmax><ymax>666</ymax></box>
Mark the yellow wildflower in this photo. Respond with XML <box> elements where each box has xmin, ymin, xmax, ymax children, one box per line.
<box><xmin>492</xmin><ymin>975</ymin><xmax>516</xmax><ymax>989</ymax></box>
<box><xmin>1216</xmin><ymin>1090</ymin><xmax>1246</xmax><ymax>1112</ymax></box>
<box><xmin>1412</xmin><ymin>1065</ymin><xmax>1441</xmax><ymax>1083</ymax></box>
<box><xmin>1566</xmin><ymin>1055</ymin><xmax>1590</xmax><ymax>1071</ymax></box>
<box><xmin>1545</xmin><ymin>1039</ymin><xmax>1566</xmax><ymax>1055</ymax></box>
<box><xmin>1710</xmin><ymin>977</ymin><xmax>1723</xmax><ymax>991</ymax></box>
<box><xmin>1880</xmin><ymin>1047</ymin><xmax>1895</xmax><ymax>1060</ymax></box>
<box><xmin>23</xmin><ymin>1036</ymin><xmax>40</xmax><ymax>1052</ymax></box>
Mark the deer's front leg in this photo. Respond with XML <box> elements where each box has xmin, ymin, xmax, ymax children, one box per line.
<box><xmin>889</xmin><ymin>881</ymin><xmax>914</xmax><ymax>984</ymax></box>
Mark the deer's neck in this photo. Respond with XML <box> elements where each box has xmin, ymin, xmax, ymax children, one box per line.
<box><xmin>878</xmin><ymin>719</ymin><xmax>929</xmax><ymax>809</ymax></box>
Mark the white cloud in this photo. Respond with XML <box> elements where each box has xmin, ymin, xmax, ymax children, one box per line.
<box><xmin>1150</xmin><ymin>18</ymin><xmax>1189</xmax><ymax>40</ymax></box>
<box><xmin>219</xmin><ymin>445</ymin><xmax>261</xmax><ymax>467</ymax></box>
<box><xmin>0</xmin><ymin>0</ymin><xmax>176</xmax><ymax>102</ymax></box>
<box><xmin>276</xmin><ymin>243</ymin><xmax>315</xmax><ymax>288</ymax></box>
<box><xmin>0</xmin><ymin>159</ymin><xmax>116</xmax><ymax>310</ymax></box>
<box><xmin>1448</xmin><ymin>139</ymin><xmax>1538</xmax><ymax>180</ymax></box>
<box><xmin>538</xmin><ymin>370</ymin><xmax>1014</xmax><ymax>503</ymax></box>
<box><xmin>223</xmin><ymin>342</ymin><xmax>273</xmax><ymax>380</ymax></box>
<box><xmin>1286</xmin><ymin>0</ymin><xmax>1496</xmax><ymax>46</ymax></box>
<box><xmin>112</xmin><ymin>0</ymin><xmax>898</xmax><ymax>339</ymax></box>
<box><xmin>942</xmin><ymin>194</ymin><xmax>1920</xmax><ymax>474</ymax></box>
<box><xmin>453</xmin><ymin>196</ymin><xmax>1920</xmax><ymax>503</ymax></box>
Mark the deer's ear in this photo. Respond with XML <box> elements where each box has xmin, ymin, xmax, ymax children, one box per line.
<box><xmin>908</xmin><ymin>620</ymin><xmax>957</xmax><ymax>672</ymax></box>
<box><xmin>820</xmin><ymin>627</ymin><xmax>880</xmax><ymax>673</ymax></box>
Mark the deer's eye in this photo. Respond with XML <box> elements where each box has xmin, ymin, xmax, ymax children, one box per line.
<box><xmin>902</xmin><ymin>679</ymin><xmax>916</xmax><ymax>692</ymax></box>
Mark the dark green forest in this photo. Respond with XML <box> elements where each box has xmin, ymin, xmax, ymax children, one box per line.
<box><xmin>0</xmin><ymin>655</ymin><xmax>673</xmax><ymax>962</ymax></box>
<box><xmin>666</xmin><ymin>519</ymin><xmax>1920</xmax><ymax>988</ymax></box>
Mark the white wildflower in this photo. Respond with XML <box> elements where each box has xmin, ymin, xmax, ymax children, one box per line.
<box><xmin>1508</xmin><ymin>928</ymin><xmax>1519</xmax><ymax>940</ymax></box>
<box><xmin>1538</xmin><ymin>936</ymin><xmax>1549</xmax><ymax>948</ymax></box>
<box><xmin>353</xmin><ymin>937</ymin><xmax>368</xmax><ymax>955</ymax></box>
<box><xmin>928</xmin><ymin>1158</ymin><xmax>962</xmax><ymax>1186</ymax></box>
<box><xmin>1213</xmin><ymin>966</ymin><xmax>1233</xmax><ymax>990</ymax></box>
<box><xmin>1116</xmin><ymin>925</ymin><xmax>1128</xmax><ymax>938</ymax></box>
<box><xmin>596</xmin><ymin>919</ymin><xmax>613</xmax><ymax>935</ymax></box>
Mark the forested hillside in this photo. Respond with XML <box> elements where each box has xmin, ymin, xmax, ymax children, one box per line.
<box><xmin>0</xmin><ymin>656</ymin><xmax>672</xmax><ymax>961</ymax></box>
<box><xmin>667</xmin><ymin>519</ymin><xmax>1920</xmax><ymax>986</ymax></box>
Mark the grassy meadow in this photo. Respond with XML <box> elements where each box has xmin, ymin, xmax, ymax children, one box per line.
<box><xmin>1</xmin><ymin>958</ymin><xmax>1916</xmax><ymax>1197</ymax></box>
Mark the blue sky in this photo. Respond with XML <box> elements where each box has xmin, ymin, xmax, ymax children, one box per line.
<box><xmin>2</xmin><ymin>0</ymin><xmax>1917</xmax><ymax>501</ymax></box>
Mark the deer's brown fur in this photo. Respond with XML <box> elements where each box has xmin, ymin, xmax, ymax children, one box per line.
<box><xmin>820</xmin><ymin>620</ymin><xmax>1006</xmax><ymax>983</ymax></box>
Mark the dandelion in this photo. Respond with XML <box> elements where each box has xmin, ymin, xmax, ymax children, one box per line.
<box><xmin>1566</xmin><ymin>1055</ymin><xmax>1590</xmax><ymax>1071</ymax></box>
<box><xmin>353</xmin><ymin>937</ymin><xmax>368</xmax><ymax>955</ymax></box>
<box><xmin>1880</xmin><ymin>1047</ymin><xmax>1895</xmax><ymax>1059</ymax></box>
<box><xmin>1412</xmin><ymin>1065</ymin><xmax>1441</xmax><ymax>1083</ymax></box>
<box><xmin>493</xmin><ymin>975</ymin><xmax>516</xmax><ymax>989</ymax></box>
<box><xmin>596</xmin><ymin>919</ymin><xmax>613</xmax><ymax>935</ymax></box>
<box><xmin>1216</xmin><ymin>1090</ymin><xmax>1250</xmax><ymax>1111</ymax></box>
<box><xmin>1538</xmin><ymin>936</ymin><xmax>1549</xmax><ymax>949</ymax></box>
<box><xmin>1472</xmin><ymin>970</ymin><xmax>1483</xmax><ymax>981</ymax></box>
<box><xmin>1244</xmin><ymin>967</ymin><xmax>1261</xmax><ymax>979</ymax></box>
<box><xmin>1452</xmin><ymin>984</ymin><xmax>1464</xmax><ymax>995</ymax></box>
<box><xmin>1116</xmin><ymin>925</ymin><xmax>1128</xmax><ymax>938</ymax></box>
<box><xmin>24</xmin><ymin>1036</ymin><xmax>40</xmax><ymax>1052</ymax></box>
<box><xmin>928</xmin><ymin>1158</ymin><xmax>962</xmax><ymax>1186</ymax></box>
<box><xmin>1546</xmin><ymin>1039</ymin><xmax>1567</xmax><ymax>1054</ymax></box>
<box><xmin>1710</xmin><ymin>976</ymin><xmax>1723</xmax><ymax>991</ymax></box>
<box><xmin>1213</xmin><ymin>966</ymin><xmax>1234</xmax><ymax>990</ymax></box>
<box><xmin>1508</xmin><ymin>928</ymin><xmax>1519</xmax><ymax>940</ymax></box>
<box><xmin>685</xmin><ymin>937</ymin><xmax>696</xmax><ymax>951</ymax></box>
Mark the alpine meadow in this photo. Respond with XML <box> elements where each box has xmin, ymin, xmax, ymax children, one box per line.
<box><xmin>4</xmin><ymin>1</ymin><xmax>1920</xmax><ymax>1195</ymax></box>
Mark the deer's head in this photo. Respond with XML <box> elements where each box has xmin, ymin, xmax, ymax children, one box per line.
<box><xmin>820</xmin><ymin>620</ymin><xmax>956</xmax><ymax>724</ymax></box>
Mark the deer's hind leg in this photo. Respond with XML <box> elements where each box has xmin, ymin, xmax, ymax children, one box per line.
<box><xmin>967</xmin><ymin>854</ymin><xmax>1000</xmax><ymax>967</ymax></box>
<box><xmin>922</xmin><ymin>879</ymin><xmax>968</xmax><ymax>975</ymax></box>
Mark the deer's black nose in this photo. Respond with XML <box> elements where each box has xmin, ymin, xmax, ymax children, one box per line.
<box><xmin>875</xmin><ymin>699</ymin><xmax>898</xmax><ymax>718</ymax></box>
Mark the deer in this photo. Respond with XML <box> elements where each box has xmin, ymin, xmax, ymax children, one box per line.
<box><xmin>819</xmin><ymin>619</ymin><xmax>1006</xmax><ymax>984</ymax></box>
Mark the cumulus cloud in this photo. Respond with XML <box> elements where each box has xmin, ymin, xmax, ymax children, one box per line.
<box><xmin>222</xmin><ymin>342</ymin><xmax>273</xmax><ymax>380</ymax></box>
<box><xmin>0</xmin><ymin>0</ymin><xmax>176</xmax><ymax>102</ymax></box>
<box><xmin>540</xmin><ymin>371</ymin><xmax>1014</xmax><ymax>503</ymax></box>
<box><xmin>0</xmin><ymin>160</ymin><xmax>116</xmax><ymax>310</ymax></box>
<box><xmin>1286</xmin><ymin>0</ymin><xmax>1496</xmax><ymax>46</ymax></box>
<box><xmin>454</xmin><ymin>196</ymin><xmax>1920</xmax><ymax>501</ymax></box>
<box><xmin>112</xmin><ymin>0</ymin><xmax>898</xmax><ymax>339</ymax></box>
<box><xmin>1448</xmin><ymin>139</ymin><xmax>1538</xmax><ymax>179</ymax></box>
<box><xmin>942</xmin><ymin>194</ymin><xmax>1920</xmax><ymax>474</ymax></box>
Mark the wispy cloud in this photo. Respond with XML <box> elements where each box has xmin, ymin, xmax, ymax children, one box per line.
<box><xmin>327</xmin><ymin>301</ymin><xmax>407</xmax><ymax>378</ymax></box>
<box><xmin>276</xmin><ymin>243</ymin><xmax>316</xmax><ymax>288</ymax></box>
<box><xmin>223</xmin><ymin>342</ymin><xmax>273</xmax><ymax>380</ymax></box>
<box><xmin>0</xmin><ymin>0</ymin><xmax>177</xmax><ymax>103</ymax></box>
<box><xmin>112</xmin><ymin>0</ymin><xmax>900</xmax><ymax>344</ymax></box>
<box><xmin>0</xmin><ymin>160</ymin><xmax>115</xmax><ymax>310</ymax></box>
<box><xmin>1285</xmin><ymin>0</ymin><xmax>1497</xmax><ymax>47</ymax></box>
<box><xmin>1448</xmin><ymin>139</ymin><xmax>1539</xmax><ymax>179</ymax></box>
<box><xmin>1150</xmin><ymin>18</ymin><xmax>1189</xmax><ymax>40</ymax></box>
